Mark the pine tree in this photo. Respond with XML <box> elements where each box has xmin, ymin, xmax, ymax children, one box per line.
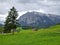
<box><xmin>4</xmin><ymin>7</ymin><xmax>18</xmax><ymax>33</ymax></box>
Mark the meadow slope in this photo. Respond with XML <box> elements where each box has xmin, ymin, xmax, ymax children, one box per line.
<box><xmin>0</xmin><ymin>25</ymin><xmax>60</xmax><ymax>45</ymax></box>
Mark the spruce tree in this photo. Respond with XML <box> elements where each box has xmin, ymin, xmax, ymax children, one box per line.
<box><xmin>4</xmin><ymin>7</ymin><xmax>18</xmax><ymax>33</ymax></box>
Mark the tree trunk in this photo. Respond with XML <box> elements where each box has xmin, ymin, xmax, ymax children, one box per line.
<box><xmin>12</xmin><ymin>29</ymin><xmax>15</xmax><ymax>35</ymax></box>
<box><xmin>12</xmin><ymin>28</ymin><xmax>17</xmax><ymax>35</ymax></box>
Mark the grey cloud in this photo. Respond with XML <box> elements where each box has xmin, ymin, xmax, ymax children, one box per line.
<box><xmin>0</xmin><ymin>0</ymin><xmax>11</xmax><ymax>3</ymax></box>
<box><xmin>0</xmin><ymin>0</ymin><xmax>60</xmax><ymax>15</ymax></box>
<box><xmin>48</xmin><ymin>0</ymin><xmax>60</xmax><ymax>2</ymax></box>
<box><xmin>0</xmin><ymin>0</ymin><xmax>7</xmax><ymax>2</ymax></box>
<box><xmin>17</xmin><ymin>0</ymin><xmax>43</xmax><ymax>4</ymax></box>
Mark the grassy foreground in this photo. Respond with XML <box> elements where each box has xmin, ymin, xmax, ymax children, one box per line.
<box><xmin>0</xmin><ymin>25</ymin><xmax>60</xmax><ymax>45</ymax></box>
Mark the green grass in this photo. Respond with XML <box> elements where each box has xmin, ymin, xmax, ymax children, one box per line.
<box><xmin>0</xmin><ymin>25</ymin><xmax>60</xmax><ymax>45</ymax></box>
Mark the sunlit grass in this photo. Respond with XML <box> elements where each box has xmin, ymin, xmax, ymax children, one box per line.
<box><xmin>0</xmin><ymin>25</ymin><xmax>60</xmax><ymax>45</ymax></box>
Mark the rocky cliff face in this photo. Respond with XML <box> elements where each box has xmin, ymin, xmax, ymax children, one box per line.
<box><xmin>18</xmin><ymin>12</ymin><xmax>60</xmax><ymax>28</ymax></box>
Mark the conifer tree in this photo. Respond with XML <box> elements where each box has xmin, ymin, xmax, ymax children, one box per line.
<box><xmin>4</xmin><ymin>7</ymin><xmax>18</xmax><ymax>33</ymax></box>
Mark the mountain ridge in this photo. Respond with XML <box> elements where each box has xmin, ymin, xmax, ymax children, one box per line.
<box><xmin>15</xmin><ymin>11</ymin><xmax>60</xmax><ymax>28</ymax></box>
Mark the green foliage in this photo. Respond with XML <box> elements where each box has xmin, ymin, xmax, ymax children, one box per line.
<box><xmin>0</xmin><ymin>26</ymin><xmax>4</xmax><ymax>32</ymax></box>
<box><xmin>4</xmin><ymin>7</ymin><xmax>18</xmax><ymax>33</ymax></box>
<box><xmin>0</xmin><ymin>25</ymin><xmax>60</xmax><ymax>45</ymax></box>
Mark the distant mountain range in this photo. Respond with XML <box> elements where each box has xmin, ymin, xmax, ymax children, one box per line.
<box><xmin>18</xmin><ymin>11</ymin><xmax>60</xmax><ymax>28</ymax></box>
<box><xmin>0</xmin><ymin>21</ymin><xmax>4</xmax><ymax>26</ymax></box>
<box><xmin>0</xmin><ymin>24</ymin><xmax>3</xmax><ymax>26</ymax></box>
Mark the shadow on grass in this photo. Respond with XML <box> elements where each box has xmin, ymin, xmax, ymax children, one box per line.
<box><xmin>0</xmin><ymin>33</ymin><xmax>18</xmax><ymax>36</ymax></box>
<box><xmin>45</xmin><ymin>32</ymin><xmax>60</xmax><ymax>37</ymax></box>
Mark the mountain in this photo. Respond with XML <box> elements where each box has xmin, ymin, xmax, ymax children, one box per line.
<box><xmin>18</xmin><ymin>11</ymin><xmax>60</xmax><ymax>28</ymax></box>
<box><xmin>0</xmin><ymin>21</ymin><xmax>4</xmax><ymax>26</ymax></box>
<box><xmin>0</xmin><ymin>24</ymin><xmax>3</xmax><ymax>26</ymax></box>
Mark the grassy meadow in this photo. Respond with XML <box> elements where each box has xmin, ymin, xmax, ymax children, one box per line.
<box><xmin>0</xmin><ymin>25</ymin><xmax>60</xmax><ymax>45</ymax></box>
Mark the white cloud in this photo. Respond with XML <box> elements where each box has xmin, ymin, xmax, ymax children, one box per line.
<box><xmin>0</xmin><ymin>13</ymin><xmax>8</xmax><ymax>21</ymax></box>
<box><xmin>17</xmin><ymin>11</ymin><xmax>27</xmax><ymax>19</ymax></box>
<box><xmin>0</xmin><ymin>11</ymin><xmax>27</xmax><ymax>23</ymax></box>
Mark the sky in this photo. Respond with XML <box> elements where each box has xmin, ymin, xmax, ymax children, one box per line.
<box><xmin>0</xmin><ymin>0</ymin><xmax>60</xmax><ymax>23</ymax></box>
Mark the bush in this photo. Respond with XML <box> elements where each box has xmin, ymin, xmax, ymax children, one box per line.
<box><xmin>0</xmin><ymin>26</ymin><xmax>4</xmax><ymax>33</ymax></box>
